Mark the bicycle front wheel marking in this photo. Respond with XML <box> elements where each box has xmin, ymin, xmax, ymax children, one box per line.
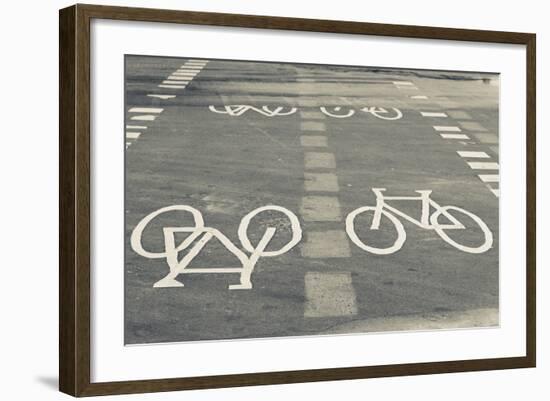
<box><xmin>346</xmin><ymin>207</ymin><xmax>406</xmax><ymax>255</ymax></box>
<box><xmin>430</xmin><ymin>206</ymin><xmax>493</xmax><ymax>254</ymax></box>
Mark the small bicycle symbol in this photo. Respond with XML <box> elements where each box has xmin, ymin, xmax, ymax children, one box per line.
<box><xmin>345</xmin><ymin>188</ymin><xmax>493</xmax><ymax>255</ymax></box>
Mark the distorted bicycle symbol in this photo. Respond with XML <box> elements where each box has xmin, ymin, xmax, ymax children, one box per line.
<box><xmin>131</xmin><ymin>205</ymin><xmax>302</xmax><ymax>290</ymax></box>
<box><xmin>346</xmin><ymin>188</ymin><xmax>493</xmax><ymax>255</ymax></box>
<box><xmin>208</xmin><ymin>105</ymin><xmax>297</xmax><ymax>117</ymax></box>
<box><xmin>361</xmin><ymin>106</ymin><xmax>403</xmax><ymax>120</ymax></box>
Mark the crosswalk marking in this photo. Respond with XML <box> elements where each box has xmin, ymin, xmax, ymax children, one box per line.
<box><xmin>180</xmin><ymin>65</ymin><xmax>203</xmax><ymax>69</ymax></box>
<box><xmin>130</xmin><ymin>115</ymin><xmax>157</xmax><ymax>121</ymax></box>
<box><xmin>304</xmin><ymin>152</ymin><xmax>336</xmax><ymax>169</ymax></box>
<box><xmin>304</xmin><ymin>172</ymin><xmax>339</xmax><ymax>192</ymax></box>
<box><xmin>434</xmin><ymin>125</ymin><xmax>462</xmax><ymax>132</ymax></box>
<box><xmin>490</xmin><ymin>188</ymin><xmax>500</xmax><ymax>197</ymax></box>
<box><xmin>158</xmin><ymin>85</ymin><xmax>186</xmax><ymax>89</ymax></box>
<box><xmin>421</xmin><ymin>112</ymin><xmax>447</xmax><ymax>117</ymax></box>
<box><xmin>301</xmin><ymin>230</ymin><xmax>351</xmax><ymax>258</ymax></box>
<box><xmin>459</xmin><ymin>121</ymin><xmax>488</xmax><ymax>131</ymax></box>
<box><xmin>304</xmin><ymin>272</ymin><xmax>357</xmax><ymax>317</ymax></box>
<box><xmin>411</xmin><ymin>95</ymin><xmax>429</xmax><ymax>99</ymax></box>
<box><xmin>300</xmin><ymin>196</ymin><xmax>342</xmax><ymax>222</ymax></box>
<box><xmin>301</xmin><ymin>121</ymin><xmax>326</xmax><ymax>131</ymax></box>
<box><xmin>300</xmin><ymin>136</ymin><xmax>328</xmax><ymax>147</ymax></box>
<box><xmin>163</xmin><ymin>80</ymin><xmax>187</xmax><ymax>85</ymax></box>
<box><xmin>126</xmin><ymin>132</ymin><xmax>141</xmax><ymax>139</ymax></box>
<box><xmin>448</xmin><ymin>110</ymin><xmax>472</xmax><ymax>120</ymax></box>
<box><xmin>167</xmin><ymin>76</ymin><xmax>191</xmax><ymax>81</ymax></box>
<box><xmin>467</xmin><ymin>162</ymin><xmax>499</xmax><ymax>170</ymax></box>
<box><xmin>457</xmin><ymin>151</ymin><xmax>490</xmax><ymax>158</ymax></box>
<box><xmin>478</xmin><ymin>174</ymin><xmax>499</xmax><ymax>183</ymax></box>
<box><xmin>440</xmin><ymin>133</ymin><xmax>469</xmax><ymax>139</ymax></box>
<box><xmin>129</xmin><ymin>107</ymin><xmax>163</xmax><ymax>114</ymax></box>
<box><xmin>126</xmin><ymin>125</ymin><xmax>147</xmax><ymax>129</ymax></box>
<box><xmin>393</xmin><ymin>81</ymin><xmax>414</xmax><ymax>86</ymax></box>
<box><xmin>147</xmin><ymin>94</ymin><xmax>176</xmax><ymax>100</ymax></box>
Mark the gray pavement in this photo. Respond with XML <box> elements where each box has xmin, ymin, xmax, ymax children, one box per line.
<box><xmin>124</xmin><ymin>55</ymin><xmax>499</xmax><ymax>344</ymax></box>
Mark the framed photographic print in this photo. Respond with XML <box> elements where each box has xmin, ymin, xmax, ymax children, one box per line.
<box><xmin>59</xmin><ymin>4</ymin><xmax>536</xmax><ymax>397</ymax></box>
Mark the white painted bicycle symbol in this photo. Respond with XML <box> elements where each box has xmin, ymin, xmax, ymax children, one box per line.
<box><xmin>345</xmin><ymin>188</ymin><xmax>493</xmax><ymax>255</ymax></box>
<box><xmin>131</xmin><ymin>205</ymin><xmax>302</xmax><ymax>290</ymax></box>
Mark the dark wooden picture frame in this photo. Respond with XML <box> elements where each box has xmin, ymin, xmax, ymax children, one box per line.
<box><xmin>59</xmin><ymin>3</ymin><xmax>536</xmax><ymax>397</ymax></box>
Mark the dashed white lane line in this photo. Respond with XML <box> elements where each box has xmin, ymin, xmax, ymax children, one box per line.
<box><xmin>130</xmin><ymin>115</ymin><xmax>157</xmax><ymax>121</ymax></box>
<box><xmin>166</xmin><ymin>76</ymin><xmax>191</xmax><ymax>81</ymax></box>
<box><xmin>300</xmin><ymin>111</ymin><xmax>326</xmax><ymax>120</ymax></box>
<box><xmin>490</xmin><ymin>188</ymin><xmax>500</xmax><ymax>198</ymax></box>
<box><xmin>301</xmin><ymin>121</ymin><xmax>326</xmax><ymax>131</ymax></box>
<box><xmin>478</xmin><ymin>174</ymin><xmax>499</xmax><ymax>183</ymax></box>
<box><xmin>126</xmin><ymin>125</ymin><xmax>147</xmax><ymax>129</ymax></box>
<box><xmin>147</xmin><ymin>94</ymin><xmax>176</xmax><ymax>100</ymax></box>
<box><xmin>411</xmin><ymin>95</ymin><xmax>429</xmax><ymax>99</ymax></box>
<box><xmin>163</xmin><ymin>80</ymin><xmax>189</xmax><ymax>85</ymax></box>
<box><xmin>457</xmin><ymin>151</ymin><xmax>490</xmax><ymax>158</ymax></box>
<box><xmin>304</xmin><ymin>152</ymin><xmax>336</xmax><ymax>169</ymax></box>
<box><xmin>301</xmin><ymin>230</ymin><xmax>351</xmax><ymax>258</ymax></box>
<box><xmin>173</xmin><ymin>71</ymin><xmax>199</xmax><ymax>76</ymax></box>
<box><xmin>304</xmin><ymin>272</ymin><xmax>357</xmax><ymax>317</ymax></box>
<box><xmin>128</xmin><ymin>107</ymin><xmax>163</xmax><ymax>114</ymax></box>
<box><xmin>304</xmin><ymin>172</ymin><xmax>339</xmax><ymax>192</ymax></box>
<box><xmin>467</xmin><ymin>161</ymin><xmax>500</xmax><ymax>170</ymax></box>
<box><xmin>126</xmin><ymin>132</ymin><xmax>141</xmax><ymax>139</ymax></box>
<box><xmin>300</xmin><ymin>196</ymin><xmax>342</xmax><ymax>222</ymax></box>
<box><xmin>421</xmin><ymin>112</ymin><xmax>448</xmax><ymax>117</ymax></box>
<box><xmin>433</xmin><ymin>125</ymin><xmax>462</xmax><ymax>132</ymax></box>
<box><xmin>300</xmin><ymin>136</ymin><xmax>328</xmax><ymax>147</ymax></box>
<box><xmin>458</xmin><ymin>121</ymin><xmax>488</xmax><ymax>131</ymax></box>
<box><xmin>440</xmin><ymin>133</ymin><xmax>470</xmax><ymax>139</ymax></box>
<box><xmin>158</xmin><ymin>84</ymin><xmax>186</xmax><ymax>89</ymax></box>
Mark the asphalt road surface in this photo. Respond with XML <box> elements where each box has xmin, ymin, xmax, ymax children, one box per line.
<box><xmin>124</xmin><ymin>55</ymin><xmax>499</xmax><ymax>344</ymax></box>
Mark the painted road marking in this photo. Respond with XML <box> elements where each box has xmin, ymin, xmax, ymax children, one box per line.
<box><xmin>467</xmin><ymin>162</ymin><xmax>499</xmax><ymax>170</ymax></box>
<box><xmin>147</xmin><ymin>94</ymin><xmax>176</xmax><ymax>100</ymax></box>
<box><xmin>440</xmin><ymin>133</ymin><xmax>470</xmax><ymax>139</ymax></box>
<box><xmin>393</xmin><ymin>81</ymin><xmax>414</xmax><ymax>86</ymax></box>
<box><xmin>126</xmin><ymin>141</ymin><xmax>131</xmax><ymax>149</ymax></box>
<box><xmin>300</xmin><ymin>136</ymin><xmax>328</xmax><ymax>147</ymax></box>
<box><xmin>479</xmin><ymin>174</ymin><xmax>499</xmax><ymax>183</ymax></box>
<box><xmin>301</xmin><ymin>230</ymin><xmax>351</xmax><ymax>258</ymax></box>
<box><xmin>304</xmin><ymin>272</ymin><xmax>357</xmax><ymax>317</ymax></box>
<box><xmin>126</xmin><ymin>132</ymin><xmax>141</xmax><ymax>139</ymax></box>
<box><xmin>129</xmin><ymin>107</ymin><xmax>163</xmax><ymax>114</ymax></box>
<box><xmin>459</xmin><ymin>121</ymin><xmax>488</xmax><ymax>131</ymax></box>
<box><xmin>411</xmin><ymin>95</ymin><xmax>428</xmax><ymax>99</ymax></box>
<box><xmin>300</xmin><ymin>111</ymin><xmax>326</xmax><ymax>119</ymax></box>
<box><xmin>166</xmin><ymin>76</ymin><xmax>191</xmax><ymax>82</ymax></box>
<box><xmin>163</xmin><ymin>80</ymin><xmax>189</xmax><ymax>85</ymax></box>
<box><xmin>180</xmin><ymin>65</ymin><xmax>203</xmax><ymax>69</ymax></box>
<box><xmin>173</xmin><ymin>71</ymin><xmax>198</xmax><ymax>75</ymax></box>
<box><xmin>421</xmin><ymin>112</ymin><xmax>448</xmax><ymax>118</ymax></box>
<box><xmin>301</xmin><ymin>121</ymin><xmax>326</xmax><ymax>131</ymax></box>
<box><xmin>434</xmin><ymin>126</ymin><xmax>462</xmax><ymax>132</ymax></box>
<box><xmin>300</xmin><ymin>196</ymin><xmax>342</xmax><ymax>222</ymax></box>
<box><xmin>158</xmin><ymin>85</ymin><xmax>186</xmax><ymax>89</ymax></box>
<box><xmin>448</xmin><ymin>110</ymin><xmax>472</xmax><ymax>120</ymax></box>
<box><xmin>457</xmin><ymin>151</ymin><xmax>490</xmax><ymax>158</ymax></box>
<box><xmin>130</xmin><ymin>115</ymin><xmax>157</xmax><ymax>121</ymax></box>
<box><xmin>490</xmin><ymin>188</ymin><xmax>500</xmax><ymax>197</ymax></box>
<box><xmin>490</xmin><ymin>145</ymin><xmax>499</xmax><ymax>155</ymax></box>
<box><xmin>126</xmin><ymin>125</ymin><xmax>147</xmax><ymax>129</ymax></box>
<box><xmin>473</xmin><ymin>133</ymin><xmax>498</xmax><ymax>144</ymax></box>
<box><xmin>305</xmin><ymin>152</ymin><xmax>336</xmax><ymax>169</ymax></box>
<box><xmin>304</xmin><ymin>172</ymin><xmax>339</xmax><ymax>192</ymax></box>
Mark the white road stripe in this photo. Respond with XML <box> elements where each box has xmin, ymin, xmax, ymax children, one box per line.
<box><xmin>393</xmin><ymin>81</ymin><xmax>414</xmax><ymax>86</ymax></box>
<box><xmin>440</xmin><ymin>133</ymin><xmax>470</xmax><ymax>139</ymax></box>
<box><xmin>434</xmin><ymin>126</ymin><xmax>462</xmax><ymax>132</ymax></box>
<box><xmin>300</xmin><ymin>196</ymin><xmax>342</xmax><ymax>222</ymax></box>
<box><xmin>173</xmin><ymin>71</ymin><xmax>198</xmax><ymax>75</ymax></box>
<box><xmin>304</xmin><ymin>172</ymin><xmax>339</xmax><ymax>192</ymax></box>
<box><xmin>167</xmin><ymin>76</ymin><xmax>191</xmax><ymax>81</ymax></box>
<box><xmin>459</xmin><ymin>121</ymin><xmax>488</xmax><ymax>131</ymax></box>
<box><xmin>478</xmin><ymin>174</ymin><xmax>499</xmax><ymax>183</ymax></box>
<box><xmin>457</xmin><ymin>151</ymin><xmax>490</xmax><ymax>158</ymax></box>
<box><xmin>126</xmin><ymin>132</ymin><xmax>141</xmax><ymax>139</ymax></box>
<box><xmin>304</xmin><ymin>272</ymin><xmax>357</xmax><ymax>317</ymax></box>
<box><xmin>147</xmin><ymin>94</ymin><xmax>176</xmax><ymax>100</ymax></box>
<box><xmin>301</xmin><ymin>230</ymin><xmax>351</xmax><ymax>258</ymax></box>
<box><xmin>304</xmin><ymin>152</ymin><xmax>336</xmax><ymax>169</ymax></box>
<box><xmin>300</xmin><ymin>136</ymin><xmax>328</xmax><ymax>147</ymax></box>
<box><xmin>129</xmin><ymin>107</ymin><xmax>163</xmax><ymax>113</ymax></box>
<box><xmin>158</xmin><ymin>85</ymin><xmax>186</xmax><ymax>89</ymax></box>
<box><xmin>126</xmin><ymin>125</ymin><xmax>147</xmax><ymax>129</ymax></box>
<box><xmin>180</xmin><ymin>65</ymin><xmax>203</xmax><ymax>69</ymax></box>
<box><xmin>301</xmin><ymin>121</ymin><xmax>326</xmax><ymax>131</ymax></box>
<box><xmin>421</xmin><ymin>112</ymin><xmax>448</xmax><ymax>117</ymax></box>
<box><xmin>130</xmin><ymin>115</ymin><xmax>157</xmax><ymax>121</ymax></box>
<box><xmin>490</xmin><ymin>188</ymin><xmax>500</xmax><ymax>197</ymax></box>
<box><xmin>411</xmin><ymin>95</ymin><xmax>429</xmax><ymax>99</ymax></box>
<box><xmin>467</xmin><ymin>162</ymin><xmax>500</xmax><ymax>170</ymax></box>
<box><xmin>163</xmin><ymin>80</ymin><xmax>189</xmax><ymax>85</ymax></box>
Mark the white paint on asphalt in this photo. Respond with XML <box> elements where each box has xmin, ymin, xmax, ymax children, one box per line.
<box><xmin>130</xmin><ymin>115</ymin><xmax>157</xmax><ymax>121</ymax></box>
<box><xmin>490</xmin><ymin>188</ymin><xmax>500</xmax><ymax>197</ymax></box>
<box><xmin>304</xmin><ymin>172</ymin><xmax>339</xmax><ymax>192</ymax></box>
<box><xmin>147</xmin><ymin>94</ymin><xmax>176</xmax><ymax>100</ymax></box>
<box><xmin>158</xmin><ymin>85</ymin><xmax>186</xmax><ymax>89</ymax></box>
<box><xmin>434</xmin><ymin>126</ymin><xmax>462</xmax><ymax>132</ymax></box>
<box><xmin>300</xmin><ymin>136</ymin><xmax>328</xmax><ymax>147</ymax></box>
<box><xmin>166</xmin><ymin>76</ymin><xmax>190</xmax><ymax>81</ymax></box>
<box><xmin>421</xmin><ymin>112</ymin><xmax>448</xmax><ymax>117</ymax></box>
<box><xmin>301</xmin><ymin>121</ymin><xmax>326</xmax><ymax>131</ymax></box>
<box><xmin>457</xmin><ymin>151</ymin><xmax>490</xmax><ymax>158</ymax></box>
<box><xmin>393</xmin><ymin>81</ymin><xmax>414</xmax><ymax>86</ymax></box>
<box><xmin>467</xmin><ymin>162</ymin><xmax>500</xmax><ymax>170</ymax></box>
<box><xmin>180</xmin><ymin>65</ymin><xmax>203</xmax><ymax>69</ymax></box>
<box><xmin>300</xmin><ymin>196</ymin><xmax>342</xmax><ymax>222</ymax></box>
<box><xmin>126</xmin><ymin>132</ymin><xmax>141</xmax><ymax>139</ymax></box>
<box><xmin>173</xmin><ymin>71</ymin><xmax>198</xmax><ymax>76</ymax></box>
<box><xmin>459</xmin><ymin>121</ymin><xmax>488</xmax><ymax>131</ymax></box>
<box><xmin>129</xmin><ymin>107</ymin><xmax>163</xmax><ymax>114</ymax></box>
<box><xmin>440</xmin><ymin>133</ymin><xmax>470</xmax><ymax>139</ymax></box>
<box><xmin>304</xmin><ymin>152</ymin><xmax>336</xmax><ymax>169</ymax></box>
<box><xmin>163</xmin><ymin>80</ymin><xmax>188</xmax><ymax>85</ymax></box>
<box><xmin>478</xmin><ymin>174</ymin><xmax>499</xmax><ymax>183</ymax></box>
<box><xmin>126</xmin><ymin>125</ymin><xmax>147</xmax><ymax>129</ymax></box>
<box><xmin>304</xmin><ymin>272</ymin><xmax>357</xmax><ymax>317</ymax></box>
<box><xmin>301</xmin><ymin>230</ymin><xmax>351</xmax><ymax>258</ymax></box>
<box><xmin>320</xmin><ymin>106</ymin><xmax>355</xmax><ymax>118</ymax></box>
<box><xmin>411</xmin><ymin>95</ymin><xmax>429</xmax><ymax>99</ymax></box>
